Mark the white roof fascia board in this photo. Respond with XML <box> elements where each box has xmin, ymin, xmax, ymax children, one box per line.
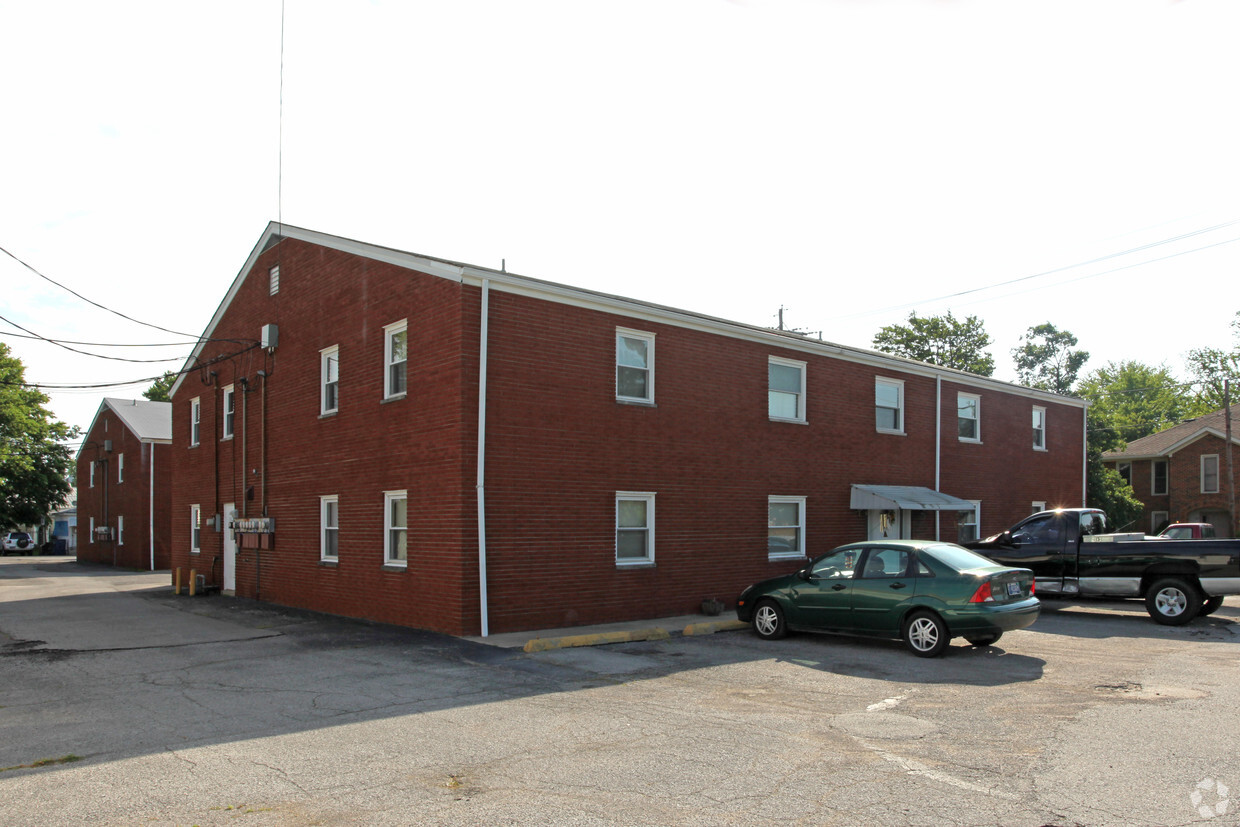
<box><xmin>1161</xmin><ymin>428</ymin><xmax>1238</xmax><ymax>456</ymax></box>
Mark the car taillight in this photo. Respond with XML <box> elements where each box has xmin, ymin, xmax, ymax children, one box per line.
<box><xmin>1029</xmin><ymin>580</ymin><xmax>1035</xmax><ymax>595</ymax></box>
<box><xmin>969</xmin><ymin>581</ymin><xmax>994</xmax><ymax>603</ymax></box>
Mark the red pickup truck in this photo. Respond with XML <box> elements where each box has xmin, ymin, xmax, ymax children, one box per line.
<box><xmin>1158</xmin><ymin>523</ymin><xmax>1216</xmax><ymax>540</ymax></box>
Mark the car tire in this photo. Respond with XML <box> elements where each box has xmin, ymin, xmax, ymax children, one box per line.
<box><xmin>1201</xmin><ymin>595</ymin><xmax>1225</xmax><ymax>616</ymax></box>
<box><xmin>1145</xmin><ymin>577</ymin><xmax>1202</xmax><ymax>626</ymax></box>
<box><xmin>751</xmin><ymin>600</ymin><xmax>787</xmax><ymax>640</ymax></box>
<box><xmin>965</xmin><ymin>631</ymin><xmax>1002</xmax><ymax>647</ymax></box>
<box><xmin>902</xmin><ymin>610</ymin><xmax>949</xmax><ymax>658</ymax></box>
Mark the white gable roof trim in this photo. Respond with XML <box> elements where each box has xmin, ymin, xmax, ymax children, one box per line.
<box><xmin>169</xmin><ymin>222</ymin><xmax>1087</xmax><ymax>408</ymax></box>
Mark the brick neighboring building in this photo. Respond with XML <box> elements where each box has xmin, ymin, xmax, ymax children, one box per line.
<box><xmin>75</xmin><ymin>398</ymin><xmax>173</xmax><ymax>569</ymax></box>
<box><xmin>168</xmin><ymin>223</ymin><xmax>1088</xmax><ymax>637</ymax></box>
<box><xmin>1103</xmin><ymin>403</ymin><xmax>1239</xmax><ymax>538</ymax></box>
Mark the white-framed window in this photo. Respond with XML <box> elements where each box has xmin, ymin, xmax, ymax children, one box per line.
<box><xmin>1117</xmin><ymin>462</ymin><xmax>1132</xmax><ymax>486</ymax></box>
<box><xmin>1202</xmin><ymin>454</ymin><xmax>1220</xmax><ymax>494</ymax></box>
<box><xmin>1151</xmin><ymin>511</ymin><xmax>1169</xmax><ymax>534</ymax></box>
<box><xmin>1031</xmin><ymin>501</ymin><xmax>1047</xmax><ymax>514</ymax></box>
<box><xmin>616</xmin><ymin>492</ymin><xmax>655</xmax><ymax>565</ymax></box>
<box><xmin>117</xmin><ymin>515</ymin><xmax>124</xmax><ymax>546</ymax></box>
<box><xmin>321</xmin><ymin>495</ymin><xmax>339</xmax><ymax>560</ymax></box>
<box><xmin>957</xmin><ymin>392</ymin><xmax>980</xmax><ymax>442</ymax></box>
<box><xmin>269</xmin><ymin>265</ymin><xmax>280</xmax><ymax>295</ymax></box>
<box><xmin>384</xmin><ymin>490</ymin><xmax>408</xmax><ymax>566</ymax></box>
<box><xmin>1152</xmin><ymin>459</ymin><xmax>1168</xmax><ymax>496</ymax></box>
<box><xmin>222</xmin><ymin>384</ymin><xmax>236</xmax><ymax>439</ymax></box>
<box><xmin>768</xmin><ymin>357</ymin><xmax>806</xmax><ymax>422</ymax></box>
<box><xmin>1032</xmin><ymin>406</ymin><xmax>1047</xmax><ymax>450</ymax></box>
<box><xmin>117</xmin><ymin>452</ymin><xmax>125</xmax><ymax>484</ymax></box>
<box><xmin>190</xmin><ymin>505</ymin><xmax>201</xmax><ymax>554</ymax></box>
<box><xmin>190</xmin><ymin>397</ymin><xmax>201</xmax><ymax>447</ymax></box>
<box><xmin>616</xmin><ymin>328</ymin><xmax>655</xmax><ymax>404</ymax></box>
<box><xmin>957</xmin><ymin>501</ymin><xmax>981</xmax><ymax>544</ymax></box>
<box><xmin>384</xmin><ymin>320</ymin><xmax>408</xmax><ymax>400</ymax></box>
<box><xmin>321</xmin><ymin>346</ymin><xmax>340</xmax><ymax>415</ymax></box>
<box><xmin>875</xmin><ymin>377</ymin><xmax>904</xmax><ymax>433</ymax></box>
<box><xmin>89</xmin><ymin>516</ymin><xmax>95</xmax><ymax>544</ymax></box>
<box><xmin>768</xmin><ymin>496</ymin><xmax>806</xmax><ymax>559</ymax></box>
<box><xmin>90</xmin><ymin>461</ymin><xmax>95</xmax><ymax>489</ymax></box>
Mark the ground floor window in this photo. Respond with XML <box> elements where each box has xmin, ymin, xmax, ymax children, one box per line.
<box><xmin>190</xmin><ymin>505</ymin><xmax>201</xmax><ymax>553</ymax></box>
<box><xmin>768</xmin><ymin>496</ymin><xmax>805</xmax><ymax>559</ymax></box>
<box><xmin>384</xmin><ymin>491</ymin><xmax>407</xmax><ymax>566</ymax></box>
<box><xmin>1151</xmin><ymin>511</ymin><xmax>1169</xmax><ymax>534</ymax></box>
<box><xmin>321</xmin><ymin>495</ymin><xmax>339</xmax><ymax>560</ymax></box>
<box><xmin>616</xmin><ymin>492</ymin><xmax>655</xmax><ymax>565</ymax></box>
<box><xmin>956</xmin><ymin>502</ymin><xmax>980</xmax><ymax>544</ymax></box>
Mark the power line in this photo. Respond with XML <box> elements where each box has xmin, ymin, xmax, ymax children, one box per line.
<box><xmin>0</xmin><ymin>314</ymin><xmax>189</xmax><ymax>364</ymax></box>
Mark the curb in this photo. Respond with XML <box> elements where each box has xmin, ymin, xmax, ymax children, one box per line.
<box><xmin>522</xmin><ymin>618</ymin><xmax>748</xmax><ymax>652</ymax></box>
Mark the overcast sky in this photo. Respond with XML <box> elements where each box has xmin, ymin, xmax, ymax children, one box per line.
<box><xmin>2</xmin><ymin>0</ymin><xmax>1238</xmax><ymax>437</ymax></box>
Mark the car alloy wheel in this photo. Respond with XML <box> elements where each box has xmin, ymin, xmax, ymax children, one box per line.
<box><xmin>752</xmin><ymin>601</ymin><xmax>787</xmax><ymax>640</ymax></box>
<box><xmin>902</xmin><ymin>610</ymin><xmax>948</xmax><ymax>657</ymax></box>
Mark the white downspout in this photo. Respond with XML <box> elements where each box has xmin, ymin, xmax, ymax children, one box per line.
<box><xmin>149</xmin><ymin>443</ymin><xmax>155</xmax><ymax>571</ymax></box>
<box><xmin>935</xmin><ymin>376</ymin><xmax>942</xmax><ymax>541</ymax></box>
<box><xmin>477</xmin><ymin>279</ymin><xmax>490</xmax><ymax>637</ymax></box>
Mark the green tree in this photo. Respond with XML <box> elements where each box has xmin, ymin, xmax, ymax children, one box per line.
<box><xmin>0</xmin><ymin>344</ymin><xmax>76</xmax><ymax>529</ymax></box>
<box><xmin>1012</xmin><ymin>322</ymin><xmax>1089</xmax><ymax>395</ymax></box>
<box><xmin>872</xmin><ymin>311</ymin><xmax>996</xmax><ymax>376</ymax></box>
<box><xmin>1085</xmin><ymin>452</ymin><xmax>1146</xmax><ymax>531</ymax></box>
<box><xmin>143</xmin><ymin>371</ymin><xmax>177</xmax><ymax>403</ymax></box>
<box><xmin>1076</xmin><ymin>360</ymin><xmax>1197</xmax><ymax>454</ymax></box>
<box><xmin>1184</xmin><ymin>310</ymin><xmax>1239</xmax><ymax>411</ymax></box>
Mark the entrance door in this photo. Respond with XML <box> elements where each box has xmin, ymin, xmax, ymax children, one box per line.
<box><xmin>867</xmin><ymin>509</ymin><xmax>910</xmax><ymax>540</ymax></box>
<box><xmin>223</xmin><ymin>503</ymin><xmax>236</xmax><ymax>594</ymax></box>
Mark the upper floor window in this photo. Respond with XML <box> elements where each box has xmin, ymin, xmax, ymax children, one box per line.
<box><xmin>1202</xmin><ymin>454</ymin><xmax>1220</xmax><ymax>494</ymax></box>
<box><xmin>117</xmin><ymin>452</ymin><xmax>125</xmax><ymax>484</ymax></box>
<box><xmin>384</xmin><ymin>490</ymin><xmax>408</xmax><ymax>566</ymax></box>
<box><xmin>90</xmin><ymin>461</ymin><xmax>95</xmax><ymax>489</ymax></box>
<box><xmin>957</xmin><ymin>501</ymin><xmax>981</xmax><ymax>544</ymax></box>
<box><xmin>1151</xmin><ymin>511</ymin><xmax>1169</xmax><ymax>534</ymax></box>
<box><xmin>1152</xmin><ymin>459</ymin><xmax>1168</xmax><ymax>496</ymax></box>
<box><xmin>768</xmin><ymin>496</ymin><xmax>805</xmax><ymax>559</ymax></box>
<box><xmin>1031</xmin><ymin>501</ymin><xmax>1047</xmax><ymax>514</ymax></box>
<box><xmin>875</xmin><ymin>378</ymin><xmax>904</xmax><ymax>433</ymax></box>
<box><xmin>1032</xmin><ymin>406</ymin><xmax>1046</xmax><ymax>450</ymax></box>
<box><xmin>616</xmin><ymin>492</ymin><xmax>655</xmax><ymax>565</ymax></box>
<box><xmin>222</xmin><ymin>385</ymin><xmax>236</xmax><ymax>439</ymax></box>
<box><xmin>190</xmin><ymin>505</ymin><xmax>202</xmax><ymax>553</ymax></box>
<box><xmin>384</xmin><ymin>321</ymin><xmax>408</xmax><ymax>400</ymax></box>
<box><xmin>321</xmin><ymin>346</ymin><xmax>340</xmax><ymax>415</ymax></box>
<box><xmin>321</xmin><ymin>495</ymin><xmax>339</xmax><ymax>560</ymax></box>
<box><xmin>190</xmin><ymin>397</ymin><xmax>201</xmax><ymax>447</ymax></box>
<box><xmin>768</xmin><ymin>357</ymin><xmax>806</xmax><ymax>422</ymax></box>
<box><xmin>1117</xmin><ymin>462</ymin><xmax>1131</xmax><ymax>487</ymax></box>
<box><xmin>957</xmin><ymin>392</ymin><xmax>980</xmax><ymax>442</ymax></box>
<box><xmin>616</xmin><ymin>328</ymin><xmax>654</xmax><ymax>404</ymax></box>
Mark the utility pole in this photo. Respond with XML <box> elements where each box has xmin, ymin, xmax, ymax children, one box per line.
<box><xmin>1226</xmin><ymin>379</ymin><xmax>1236</xmax><ymax>538</ymax></box>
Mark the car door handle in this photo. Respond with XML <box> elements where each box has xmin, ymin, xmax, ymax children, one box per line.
<box><xmin>831</xmin><ymin>583</ymin><xmax>847</xmax><ymax>591</ymax></box>
<box><xmin>889</xmin><ymin>582</ymin><xmax>907</xmax><ymax>590</ymax></box>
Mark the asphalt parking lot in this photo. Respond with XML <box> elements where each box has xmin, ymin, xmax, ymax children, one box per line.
<box><xmin>2</xmin><ymin>556</ymin><xmax>1239</xmax><ymax>827</ymax></box>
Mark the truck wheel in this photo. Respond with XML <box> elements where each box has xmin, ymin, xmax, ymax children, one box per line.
<box><xmin>1145</xmin><ymin>578</ymin><xmax>1202</xmax><ymax>626</ymax></box>
<box><xmin>1201</xmin><ymin>596</ymin><xmax>1224</xmax><ymax>616</ymax></box>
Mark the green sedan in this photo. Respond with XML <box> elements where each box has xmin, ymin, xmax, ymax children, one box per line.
<box><xmin>735</xmin><ymin>540</ymin><xmax>1040</xmax><ymax>657</ymax></box>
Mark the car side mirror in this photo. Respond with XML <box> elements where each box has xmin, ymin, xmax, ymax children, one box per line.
<box><xmin>797</xmin><ymin>568</ymin><xmax>811</xmax><ymax>581</ymax></box>
<box><xmin>1003</xmin><ymin>531</ymin><xmax>1018</xmax><ymax>547</ymax></box>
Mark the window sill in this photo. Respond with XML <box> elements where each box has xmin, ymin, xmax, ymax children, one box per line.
<box><xmin>877</xmin><ymin>428</ymin><xmax>906</xmax><ymax>437</ymax></box>
<box><xmin>190</xmin><ymin>550</ymin><xmax>201</xmax><ymax>555</ymax></box>
<box><xmin>320</xmin><ymin>411</ymin><xmax>338</xmax><ymax>420</ymax></box>
<box><xmin>381</xmin><ymin>563</ymin><xmax>407</xmax><ymax>572</ymax></box>
<box><xmin>616</xmin><ymin>561</ymin><xmax>655</xmax><ymax>569</ymax></box>
<box><xmin>382</xmin><ymin>393</ymin><xmax>407</xmax><ymax>405</ymax></box>
<box><xmin>319</xmin><ymin>559</ymin><xmax>338</xmax><ymax>567</ymax></box>
<box><xmin>1033</xmin><ymin>446</ymin><xmax>1047</xmax><ymax>452</ymax></box>
<box><xmin>958</xmin><ymin>438</ymin><xmax>982</xmax><ymax>444</ymax></box>
<box><xmin>189</xmin><ymin>443</ymin><xmax>199</xmax><ymax>449</ymax></box>
<box><xmin>616</xmin><ymin>398</ymin><xmax>656</xmax><ymax>408</ymax></box>
<box><xmin>221</xmin><ymin>435</ymin><xmax>234</xmax><ymax>442</ymax></box>
<box><xmin>769</xmin><ymin>417</ymin><xmax>808</xmax><ymax>425</ymax></box>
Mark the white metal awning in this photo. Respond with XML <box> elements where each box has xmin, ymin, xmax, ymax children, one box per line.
<box><xmin>850</xmin><ymin>485</ymin><xmax>977</xmax><ymax>512</ymax></box>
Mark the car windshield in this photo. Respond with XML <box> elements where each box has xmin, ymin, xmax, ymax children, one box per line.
<box><xmin>921</xmin><ymin>543</ymin><xmax>999</xmax><ymax>572</ymax></box>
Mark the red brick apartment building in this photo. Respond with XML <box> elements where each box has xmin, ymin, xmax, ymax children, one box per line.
<box><xmin>1103</xmin><ymin>403</ymin><xmax>1239</xmax><ymax>537</ymax></box>
<box><xmin>167</xmin><ymin>223</ymin><xmax>1088</xmax><ymax>636</ymax></box>
<box><xmin>76</xmin><ymin>398</ymin><xmax>172</xmax><ymax>569</ymax></box>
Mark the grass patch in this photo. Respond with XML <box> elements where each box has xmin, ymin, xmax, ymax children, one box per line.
<box><xmin>0</xmin><ymin>754</ymin><xmax>82</xmax><ymax>773</ymax></box>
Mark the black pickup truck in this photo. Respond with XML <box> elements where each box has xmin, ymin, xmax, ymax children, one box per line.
<box><xmin>967</xmin><ymin>508</ymin><xmax>1240</xmax><ymax>625</ymax></box>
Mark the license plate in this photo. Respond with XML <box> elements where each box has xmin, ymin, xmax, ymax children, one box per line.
<box><xmin>1006</xmin><ymin>582</ymin><xmax>1021</xmax><ymax>597</ymax></box>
